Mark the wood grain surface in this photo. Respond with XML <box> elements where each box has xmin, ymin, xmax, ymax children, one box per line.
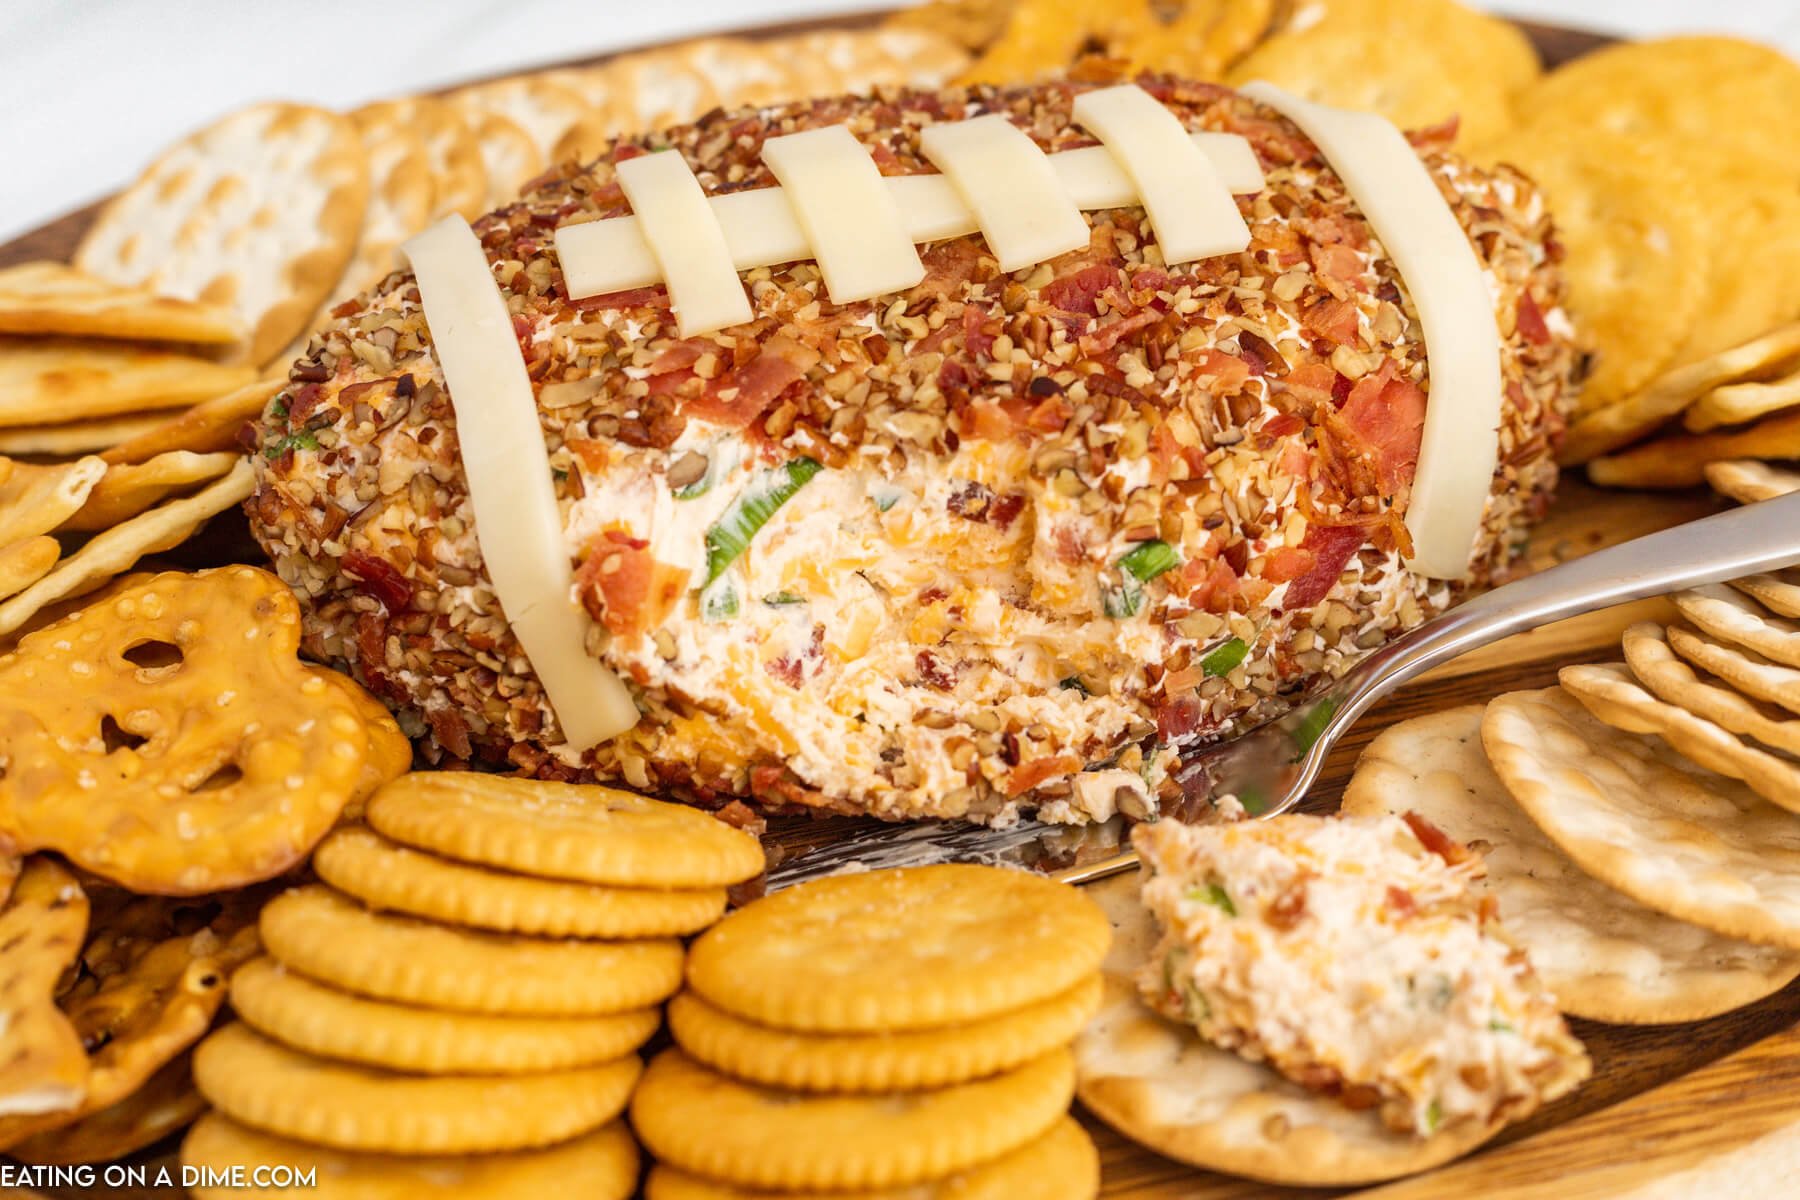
<box><xmin>6</xmin><ymin>13</ymin><xmax>1788</xmax><ymax>1200</ymax></box>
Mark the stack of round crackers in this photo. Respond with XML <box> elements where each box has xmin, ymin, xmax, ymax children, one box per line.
<box><xmin>637</xmin><ymin>864</ymin><xmax>1107</xmax><ymax>1199</ymax></box>
<box><xmin>182</xmin><ymin>773</ymin><xmax>764</xmax><ymax>1199</ymax></box>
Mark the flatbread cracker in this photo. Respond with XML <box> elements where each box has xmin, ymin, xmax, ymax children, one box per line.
<box><xmin>1345</xmin><ymin>705</ymin><xmax>1800</xmax><ymax>1023</ymax></box>
<box><xmin>1705</xmin><ymin>459</ymin><xmax>1800</xmax><ymax>505</ymax></box>
<box><xmin>1626</xmin><ymin>623</ymin><xmax>1800</xmax><ymax>758</ymax></box>
<box><xmin>0</xmin><ymin>337</ymin><xmax>255</xmax><ymax>428</ymax></box>
<box><xmin>6</xmin><ymin>1052</ymin><xmax>204</xmax><ymax>1166</ymax></box>
<box><xmin>1567</xmin><ymin>322</ymin><xmax>1800</xmax><ymax>464</ymax></box>
<box><xmin>100</xmin><ymin>375</ymin><xmax>283</xmax><ymax>464</ymax></box>
<box><xmin>0</xmin><ymin>455</ymin><xmax>105</xmax><ymax>546</ymax></box>
<box><xmin>1669</xmin><ymin>623</ymin><xmax>1800</xmax><ymax>718</ymax></box>
<box><xmin>1733</xmin><ymin>572</ymin><xmax>1800</xmax><ymax>619</ymax></box>
<box><xmin>1674</xmin><ymin>584</ymin><xmax>1800</xmax><ymax>669</ymax></box>
<box><xmin>1689</xmin><ymin>370</ymin><xmax>1800</xmax><ymax>433</ymax></box>
<box><xmin>0</xmin><ymin>413</ymin><xmax>169</xmax><ymax>457</ymax></box>
<box><xmin>1073</xmin><ymin>872</ymin><xmax>1509</xmax><ymax>1186</ymax></box>
<box><xmin>1588</xmin><ymin>408</ymin><xmax>1800</xmax><ymax>489</ymax></box>
<box><xmin>1484</xmin><ymin>686</ymin><xmax>1800</xmax><ymax>951</ymax></box>
<box><xmin>0</xmin><ymin>458</ymin><xmax>254</xmax><ymax>638</ymax></box>
<box><xmin>1562</xmin><ymin>661</ymin><xmax>1800</xmax><ymax>813</ymax></box>
<box><xmin>0</xmin><ymin>262</ymin><xmax>243</xmax><ymax>346</ymax></box>
<box><xmin>75</xmin><ymin>102</ymin><xmax>370</xmax><ymax>366</ymax></box>
<box><xmin>61</xmin><ymin>450</ymin><xmax>240</xmax><ymax>533</ymax></box>
<box><xmin>0</xmin><ymin>859</ymin><xmax>90</xmax><ymax>1122</ymax></box>
<box><xmin>0</xmin><ymin>536</ymin><xmax>58</xmax><ymax>601</ymax></box>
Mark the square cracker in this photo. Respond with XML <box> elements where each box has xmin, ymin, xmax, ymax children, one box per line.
<box><xmin>74</xmin><ymin>102</ymin><xmax>370</xmax><ymax>367</ymax></box>
<box><xmin>0</xmin><ymin>262</ymin><xmax>244</xmax><ymax>347</ymax></box>
<box><xmin>0</xmin><ymin>338</ymin><xmax>255</xmax><ymax>429</ymax></box>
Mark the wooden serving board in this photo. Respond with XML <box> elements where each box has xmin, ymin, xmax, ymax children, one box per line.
<box><xmin>7</xmin><ymin>12</ymin><xmax>1795</xmax><ymax>1199</ymax></box>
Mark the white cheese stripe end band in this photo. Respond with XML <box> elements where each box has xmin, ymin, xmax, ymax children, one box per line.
<box><xmin>613</xmin><ymin>151</ymin><xmax>752</xmax><ymax>338</ymax></box>
<box><xmin>1239</xmin><ymin>83</ymin><xmax>1503</xmax><ymax>581</ymax></box>
<box><xmin>1071</xmin><ymin>84</ymin><xmax>1252</xmax><ymax>263</ymax></box>
<box><xmin>402</xmin><ymin>216</ymin><xmax>640</xmax><ymax>749</ymax></box>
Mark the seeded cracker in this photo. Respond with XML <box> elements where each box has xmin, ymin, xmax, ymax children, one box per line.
<box><xmin>75</xmin><ymin>102</ymin><xmax>370</xmax><ymax>366</ymax></box>
<box><xmin>667</xmin><ymin>976</ymin><xmax>1102</xmax><ymax>1093</ymax></box>
<box><xmin>0</xmin><ymin>261</ymin><xmax>244</xmax><ymax>346</ymax></box>
<box><xmin>230</xmin><ymin>956</ymin><xmax>659</xmax><ymax>1074</ymax></box>
<box><xmin>1484</xmin><ymin>686</ymin><xmax>1800</xmax><ymax>950</ymax></box>
<box><xmin>0</xmin><ymin>566</ymin><xmax>386</xmax><ymax>892</ymax></box>
<box><xmin>686</xmin><ymin>864</ymin><xmax>1109</xmax><ymax>1033</ymax></box>
<box><xmin>258</xmin><ymin>885</ymin><xmax>683</xmax><ymax>1015</ymax></box>
<box><xmin>1345</xmin><ymin>706</ymin><xmax>1800</xmax><ymax>1023</ymax></box>
<box><xmin>183</xmin><ymin>1114</ymin><xmax>639</xmax><ymax>1200</ymax></box>
<box><xmin>632</xmin><ymin>1047</ymin><xmax>1073</xmax><ymax>1191</ymax></box>
<box><xmin>1561</xmin><ymin>661</ymin><xmax>1800</xmax><ymax>813</ymax></box>
<box><xmin>193</xmin><ymin>1022</ymin><xmax>639</xmax><ymax>1154</ymax></box>
<box><xmin>1073</xmin><ymin>872</ymin><xmax>1509</xmax><ymax>1186</ymax></box>
<box><xmin>0</xmin><ymin>859</ymin><xmax>89</xmax><ymax>1122</ymax></box>
<box><xmin>365</xmin><ymin>773</ymin><xmax>764</xmax><ymax>889</ymax></box>
<box><xmin>313</xmin><ymin>825</ymin><xmax>724</xmax><ymax>938</ymax></box>
<box><xmin>643</xmin><ymin>1116</ymin><xmax>1099</xmax><ymax>1200</ymax></box>
<box><xmin>1705</xmin><ymin>459</ymin><xmax>1800</xmax><ymax>505</ymax></box>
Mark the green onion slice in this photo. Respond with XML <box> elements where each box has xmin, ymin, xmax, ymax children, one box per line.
<box><xmin>1187</xmin><ymin>882</ymin><xmax>1237</xmax><ymax>916</ymax></box>
<box><xmin>703</xmin><ymin>458</ymin><xmax>822</xmax><ymax>585</ymax></box>
<box><xmin>700</xmin><ymin>577</ymin><xmax>739</xmax><ymax>623</ymax></box>
<box><xmin>1118</xmin><ymin>539</ymin><xmax>1180</xmax><ymax>581</ymax></box>
<box><xmin>1200</xmin><ymin>637</ymin><xmax>1248</xmax><ymax>677</ymax></box>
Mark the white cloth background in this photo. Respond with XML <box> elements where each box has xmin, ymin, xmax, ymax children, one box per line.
<box><xmin>2</xmin><ymin>0</ymin><xmax>1797</xmax><ymax>246</ymax></box>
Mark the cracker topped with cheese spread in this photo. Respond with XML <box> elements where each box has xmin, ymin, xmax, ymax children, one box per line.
<box><xmin>1133</xmin><ymin>814</ymin><xmax>1588</xmax><ymax>1138</ymax></box>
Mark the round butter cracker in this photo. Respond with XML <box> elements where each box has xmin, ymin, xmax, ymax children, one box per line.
<box><xmin>183</xmin><ymin>1113</ymin><xmax>638</xmax><ymax>1199</ymax></box>
<box><xmin>313</xmin><ymin>825</ymin><xmax>724</xmax><ymax>938</ymax></box>
<box><xmin>686</xmin><ymin>864</ymin><xmax>1109</xmax><ymax>1034</ymax></box>
<box><xmin>365</xmin><ymin>773</ymin><xmax>764</xmax><ymax>889</ymax></box>
<box><xmin>193</xmin><ymin>1023</ymin><xmax>639</xmax><ymax>1154</ymax></box>
<box><xmin>644</xmin><ymin>1115</ymin><xmax>1098</xmax><ymax>1200</ymax></box>
<box><xmin>667</xmin><ymin>975</ymin><xmax>1100</xmax><ymax>1092</ymax></box>
<box><xmin>230</xmin><ymin>956</ymin><xmax>659</xmax><ymax>1074</ymax></box>
<box><xmin>631</xmin><ymin>1047</ymin><xmax>1073</xmax><ymax>1192</ymax></box>
<box><xmin>258</xmin><ymin>885</ymin><xmax>682</xmax><ymax>1015</ymax></box>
